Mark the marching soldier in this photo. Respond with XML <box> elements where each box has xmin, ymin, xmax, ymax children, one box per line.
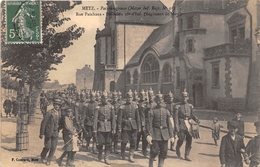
<box><xmin>136</xmin><ymin>90</ymin><xmax>149</xmax><ymax>157</ymax></box>
<box><xmin>174</xmin><ymin>91</ymin><xmax>200</xmax><ymax>161</ymax></box>
<box><xmin>110</xmin><ymin>91</ymin><xmax>121</xmax><ymax>154</ymax></box>
<box><xmin>133</xmin><ymin>90</ymin><xmax>139</xmax><ymax>104</ymax></box>
<box><xmin>165</xmin><ymin>91</ymin><xmax>177</xmax><ymax>151</ymax></box>
<box><xmin>146</xmin><ymin>92</ymin><xmax>175</xmax><ymax>167</ymax></box>
<box><xmin>93</xmin><ymin>91</ymin><xmax>116</xmax><ymax>165</ymax></box>
<box><xmin>117</xmin><ymin>91</ymin><xmax>123</xmax><ymax>104</ymax></box>
<box><xmin>82</xmin><ymin>91</ymin><xmax>98</xmax><ymax>153</ymax></box>
<box><xmin>39</xmin><ymin>98</ymin><xmax>63</xmax><ymax>166</ymax></box>
<box><xmin>95</xmin><ymin>91</ymin><xmax>101</xmax><ymax>103</ymax></box>
<box><xmin>117</xmin><ymin>90</ymin><xmax>141</xmax><ymax>163</ymax></box>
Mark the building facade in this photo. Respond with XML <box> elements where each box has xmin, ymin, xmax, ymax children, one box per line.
<box><xmin>93</xmin><ymin>1</ymin><xmax>172</xmax><ymax>93</ymax></box>
<box><xmin>94</xmin><ymin>0</ymin><xmax>259</xmax><ymax>111</ymax></box>
<box><xmin>76</xmin><ymin>64</ymin><xmax>94</xmax><ymax>90</ymax></box>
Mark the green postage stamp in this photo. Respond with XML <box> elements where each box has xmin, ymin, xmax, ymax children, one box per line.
<box><xmin>6</xmin><ymin>0</ymin><xmax>41</xmax><ymax>44</ymax></box>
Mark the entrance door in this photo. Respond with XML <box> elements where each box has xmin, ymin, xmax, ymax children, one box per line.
<box><xmin>193</xmin><ymin>83</ymin><xmax>204</xmax><ymax>107</ymax></box>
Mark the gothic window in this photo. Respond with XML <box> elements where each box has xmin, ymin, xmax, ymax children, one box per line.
<box><xmin>163</xmin><ymin>64</ymin><xmax>172</xmax><ymax>83</ymax></box>
<box><xmin>126</xmin><ymin>71</ymin><xmax>131</xmax><ymax>84</ymax></box>
<box><xmin>133</xmin><ymin>70</ymin><xmax>138</xmax><ymax>84</ymax></box>
<box><xmin>211</xmin><ymin>61</ymin><xmax>220</xmax><ymax>88</ymax></box>
<box><xmin>176</xmin><ymin>67</ymin><xmax>180</xmax><ymax>88</ymax></box>
<box><xmin>142</xmin><ymin>55</ymin><xmax>160</xmax><ymax>83</ymax></box>
<box><xmin>186</xmin><ymin>38</ymin><xmax>196</xmax><ymax>53</ymax></box>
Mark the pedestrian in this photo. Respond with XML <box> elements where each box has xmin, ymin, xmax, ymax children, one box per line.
<box><xmin>245</xmin><ymin>121</ymin><xmax>260</xmax><ymax>167</ymax></box>
<box><xmin>232</xmin><ymin>111</ymin><xmax>245</xmax><ymax>137</ymax></box>
<box><xmin>39</xmin><ymin>98</ymin><xmax>62</xmax><ymax>166</ymax></box>
<box><xmin>146</xmin><ymin>92</ymin><xmax>175</xmax><ymax>167</ymax></box>
<box><xmin>211</xmin><ymin>117</ymin><xmax>223</xmax><ymax>146</ymax></box>
<box><xmin>219</xmin><ymin>121</ymin><xmax>248</xmax><ymax>167</ymax></box>
<box><xmin>11</xmin><ymin>97</ymin><xmax>19</xmax><ymax>117</ymax></box>
<box><xmin>93</xmin><ymin>91</ymin><xmax>116</xmax><ymax>165</ymax></box>
<box><xmin>174</xmin><ymin>90</ymin><xmax>200</xmax><ymax>161</ymax></box>
<box><xmin>56</xmin><ymin>108</ymin><xmax>79</xmax><ymax>167</ymax></box>
<box><xmin>3</xmin><ymin>97</ymin><xmax>12</xmax><ymax>118</ymax></box>
<box><xmin>117</xmin><ymin>90</ymin><xmax>141</xmax><ymax>163</ymax></box>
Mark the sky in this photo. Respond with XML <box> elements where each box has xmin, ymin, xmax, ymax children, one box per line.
<box><xmin>48</xmin><ymin>0</ymin><xmax>174</xmax><ymax>85</ymax></box>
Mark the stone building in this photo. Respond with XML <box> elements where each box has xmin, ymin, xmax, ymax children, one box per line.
<box><xmin>76</xmin><ymin>64</ymin><xmax>94</xmax><ymax>90</ymax></box>
<box><xmin>94</xmin><ymin>0</ymin><xmax>259</xmax><ymax>111</ymax></box>
<box><xmin>92</xmin><ymin>1</ymin><xmax>172</xmax><ymax>93</ymax></box>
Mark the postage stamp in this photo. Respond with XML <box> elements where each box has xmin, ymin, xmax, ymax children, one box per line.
<box><xmin>5</xmin><ymin>0</ymin><xmax>41</xmax><ymax>44</ymax></box>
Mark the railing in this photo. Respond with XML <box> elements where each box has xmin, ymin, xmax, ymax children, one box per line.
<box><xmin>104</xmin><ymin>64</ymin><xmax>117</xmax><ymax>69</ymax></box>
<box><xmin>204</xmin><ymin>43</ymin><xmax>251</xmax><ymax>59</ymax></box>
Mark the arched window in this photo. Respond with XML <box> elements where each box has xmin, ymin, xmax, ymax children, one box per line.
<box><xmin>110</xmin><ymin>81</ymin><xmax>115</xmax><ymax>92</ymax></box>
<box><xmin>142</xmin><ymin>55</ymin><xmax>159</xmax><ymax>83</ymax></box>
<box><xmin>163</xmin><ymin>64</ymin><xmax>172</xmax><ymax>82</ymax></box>
<box><xmin>126</xmin><ymin>71</ymin><xmax>131</xmax><ymax>84</ymax></box>
<box><xmin>133</xmin><ymin>69</ymin><xmax>138</xmax><ymax>84</ymax></box>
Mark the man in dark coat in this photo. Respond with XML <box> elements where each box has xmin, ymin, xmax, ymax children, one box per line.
<box><xmin>12</xmin><ymin>97</ymin><xmax>19</xmax><ymax>117</ymax></box>
<box><xmin>219</xmin><ymin>121</ymin><xmax>247</xmax><ymax>167</ymax></box>
<box><xmin>3</xmin><ymin>97</ymin><xmax>12</xmax><ymax>117</ymax></box>
<box><xmin>117</xmin><ymin>90</ymin><xmax>141</xmax><ymax>163</ymax></box>
<box><xmin>232</xmin><ymin>111</ymin><xmax>245</xmax><ymax>137</ymax></box>
<box><xmin>146</xmin><ymin>92</ymin><xmax>175</xmax><ymax>167</ymax></box>
<box><xmin>39</xmin><ymin>98</ymin><xmax>62</xmax><ymax>166</ymax></box>
<box><xmin>93</xmin><ymin>91</ymin><xmax>116</xmax><ymax>165</ymax></box>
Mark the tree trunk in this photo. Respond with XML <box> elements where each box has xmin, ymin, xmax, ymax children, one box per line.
<box><xmin>27</xmin><ymin>84</ymin><xmax>34</xmax><ymax>124</ymax></box>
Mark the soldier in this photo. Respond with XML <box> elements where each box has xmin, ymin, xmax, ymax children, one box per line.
<box><xmin>133</xmin><ymin>90</ymin><xmax>139</xmax><ymax>104</ymax></box>
<box><xmin>174</xmin><ymin>91</ymin><xmax>199</xmax><ymax>161</ymax></box>
<box><xmin>118</xmin><ymin>90</ymin><xmax>141</xmax><ymax>163</ymax></box>
<box><xmin>146</xmin><ymin>92</ymin><xmax>175</xmax><ymax>167</ymax></box>
<box><xmin>93</xmin><ymin>91</ymin><xmax>116</xmax><ymax>165</ymax></box>
<box><xmin>95</xmin><ymin>91</ymin><xmax>101</xmax><ymax>104</ymax></box>
<box><xmin>165</xmin><ymin>91</ymin><xmax>177</xmax><ymax>151</ymax></box>
<box><xmin>82</xmin><ymin>91</ymin><xmax>98</xmax><ymax>153</ymax></box>
<box><xmin>117</xmin><ymin>91</ymin><xmax>123</xmax><ymax>104</ymax></box>
<box><xmin>136</xmin><ymin>90</ymin><xmax>149</xmax><ymax>158</ymax></box>
<box><xmin>39</xmin><ymin>98</ymin><xmax>63</xmax><ymax>166</ymax></box>
<box><xmin>110</xmin><ymin>91</ymin><xmax>120</xmax><ymax>154</ymax></box>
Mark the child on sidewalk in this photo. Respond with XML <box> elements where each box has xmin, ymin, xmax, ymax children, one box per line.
<box><xmin>56</xmin><ymin>108</ymin><xmax>79</xmax><ymax>167</ymax></box>
<box><xmin>211</xmin><ymin>117</ymin><xmax>223</xmax><ymax>146</ymax></box>
<box><xmin>245</xmin><ymin>121</ymin><xmax>260</xmax><ymax>167</ymax></box>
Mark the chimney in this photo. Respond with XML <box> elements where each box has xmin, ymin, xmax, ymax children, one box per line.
<box><xmin>89</xmin><ymin>65</ymin><xmax>91</xmax><ymax>68</ymax></box>
<box><xmin>85</xmin><ymin>64</ymin><xmax>88</xmax><ymax>67</ymax></box>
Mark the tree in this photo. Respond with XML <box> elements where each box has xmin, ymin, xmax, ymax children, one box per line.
<box><xmin>1</xmin><ymin>1</ymin><xmax>85</xmax><ymax>122</ymax></box>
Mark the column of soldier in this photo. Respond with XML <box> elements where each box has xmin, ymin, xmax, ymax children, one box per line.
<box><xmin>39</xmin><ymin>88</ymin><xmax>201</xmax><ymax>167</ymax></box>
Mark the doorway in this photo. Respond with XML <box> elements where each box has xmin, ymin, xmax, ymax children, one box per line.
<box><xmin>192</xmin><ymin>83</ymin><xmax>204</xmax><ymax>107</ymax></box>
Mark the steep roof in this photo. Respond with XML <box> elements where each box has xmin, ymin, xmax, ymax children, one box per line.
<box><xmin>126</xmin><ymin>20</ymin><xmax>174</xmax><ymax>67</ymax></box>
<box><xmin>113</xmin><ymin>1</ymin><xmax>172</xmax><ymax>25</ymax></box>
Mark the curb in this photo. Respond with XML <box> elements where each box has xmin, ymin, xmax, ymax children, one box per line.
<box><xmin>199</xmin><ymin>124</ymin><xmax>253</xmax><ymax>139</ymax></box>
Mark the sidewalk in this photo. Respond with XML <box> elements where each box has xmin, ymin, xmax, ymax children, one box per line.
<box><xmin>193</xmin><ymin>109</ymin><xmax>258</xmax><ymax>139</ymax></box>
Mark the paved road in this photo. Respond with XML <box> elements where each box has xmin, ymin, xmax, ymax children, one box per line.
<box><xmin>1</xmin><ymin>108</ymin><xmax>254</xmax><ymax>167</ymax></box>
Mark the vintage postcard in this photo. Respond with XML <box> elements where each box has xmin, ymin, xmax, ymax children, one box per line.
<box><xmin>1</xmin><ymin>0</ymin><xmax>259</xmax><ymax>167</ymax></box>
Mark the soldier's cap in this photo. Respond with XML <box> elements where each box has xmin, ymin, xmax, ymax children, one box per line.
<box><xmin>117</xmin><ymin>91</ymin><xmax>122</xmax><ymax>96</ymax></box>
<box><xmin>254</xmin><ymin>121</ymin><xmax>259</xmax><ymax>127</ymax></box>
<box><xmin>65</xmin><ymin>107</ymin><xmax>73</xmax><ymax>113</ymax></box>
<box><xmin>213</xmin><ymin>117</ymin><xmax>218</xmax><ymax>122</ymax></box>
<box><xmin>112</xmin><ymin>91</ymin><xmax>118</xmax><ymax>97</ymax></box>
<box><xmin>133</xmin><ymin>90</ymin><xmax>138</xmax><ymax>95</ymax></box>
<box><xmin>227</xmin><ymin>121</ymin><xmax>239</xmax><ymax>128</ymax></box>
<box><xmin>126</xmin><ymin>90</ymin><xmax>133</xmax><ymax>98</ymax></box>
<box><xmin>168</xmin><ymin>91</ymin><xmax>173</xmax><ymax>97</ymax></box>
<box><xmin>235</xmin><ymin>111</ymin><xmax>242</xmax><ymax>115</ymax></box>
<box><xmin>53</xmin><ymin>98</ymin><xmax>62</xmax><ymax>105</ymax></box>
<box><xmin>181</xmin><ymin>91</ymin><xmax>188</xmax><ymax>97</ymax></box>
<box><xmin>140</xmin><ymin>89</ymin><xmax>145</xmax><ymax>95</ymax></box>
<box><xmin>156</xmin><ymin>91</ymin><xmax>163</xmax><ymax>98</ymax></box>
<box><xmin>95</xmin><ymin>91</ymin><xmax>100</xmax><ymax>97</ymax></box>
<box><xmin>101</xmin><ymin>91</ymin><xmax>108</xmax><ymax>98</ymax></box>
<box><xmin>148</xmin><ymin>87</ymin><xmax>154</xmax><ymax>95</ymax></box>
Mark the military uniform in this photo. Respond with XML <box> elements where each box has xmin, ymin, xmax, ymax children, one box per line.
<box><xmin>82</xmin><ymin>97</ymin><xmax>98</xmax><ymax>153</ymax></box>
<box><xmin>93</xmin><ymin>93</ymin><xmax>116</xmax><ymax>165</ymax></box>
<box><xmin>146</xmin><ymin>93</ymin><xmax>174</xmax><ymax>167</ymax></box>
<box><xmin>118</xmin><ymin>91</ymin><xmax>141</xmax><ymax>162</ymax></box>
<box><xmin>175</xmin><ymin>91</ymin><xmax>199</xmax><ymax>161</ymax></box>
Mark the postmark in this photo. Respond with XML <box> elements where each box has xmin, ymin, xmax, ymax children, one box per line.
<box><xmin>5</xmin><ymin>0</ymin><xmax>41</xmax><ymax>44</ymax></box>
